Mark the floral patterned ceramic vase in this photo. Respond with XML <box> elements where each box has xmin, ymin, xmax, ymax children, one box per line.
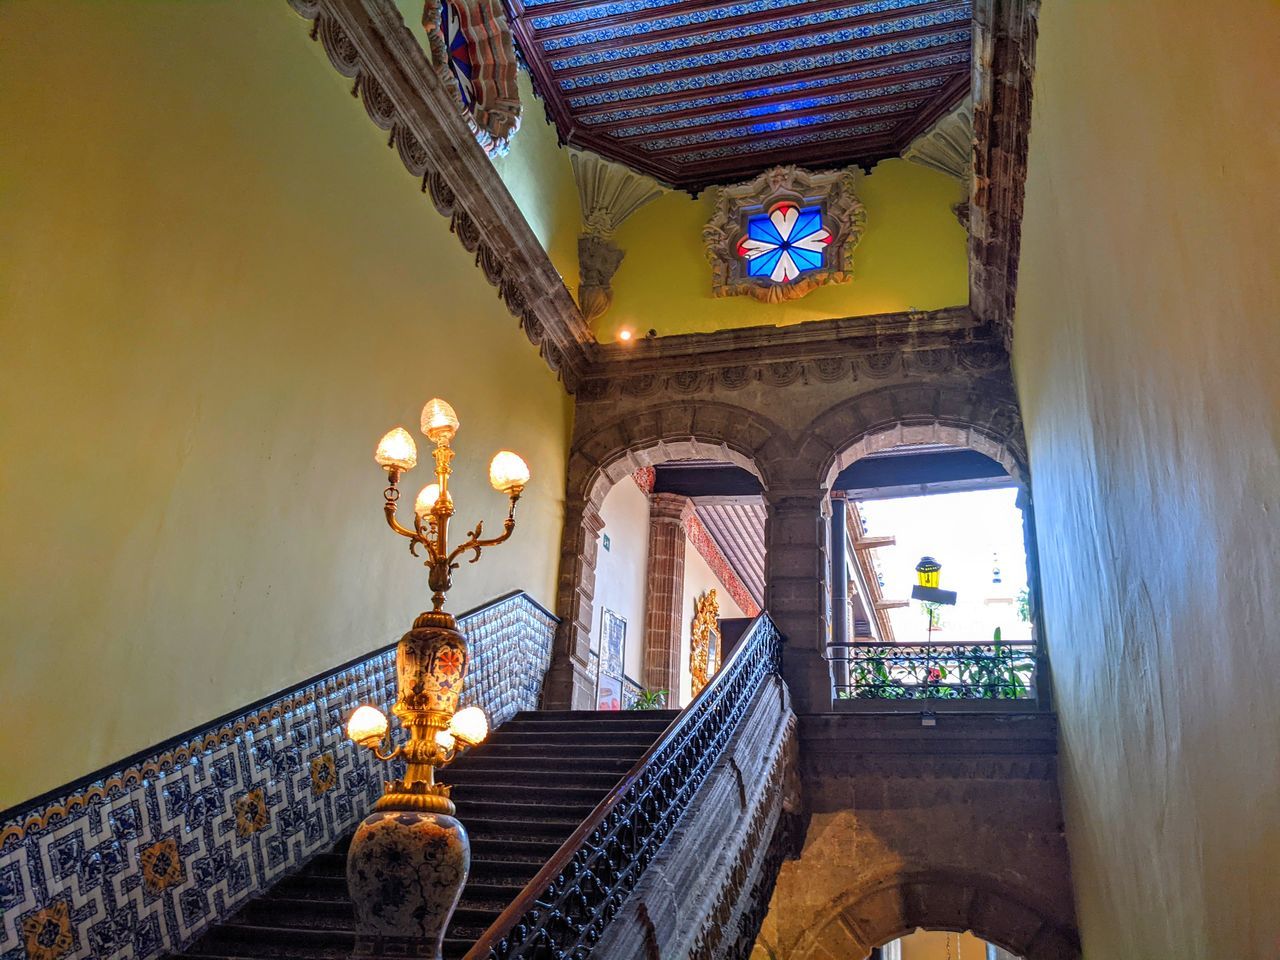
<box><xmin>346</xmin><ymin>810</ymin><xmax>470</xmax><ymax>959</ymax></box>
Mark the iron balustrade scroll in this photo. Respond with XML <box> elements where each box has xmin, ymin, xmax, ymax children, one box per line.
<box><xmin>466</xmin><ymin>614</ymin><xmax>783</xmax><ymax>960</ymax></box>
<box><xmin>833</xmin><ymin>641</ymin><xmax>1036</xmax><ymax>700</ymax></box>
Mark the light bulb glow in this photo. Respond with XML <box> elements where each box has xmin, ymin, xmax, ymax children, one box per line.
<box><xmin>617</xmin><ymin>327</ymin><xmax>634</xmax><ymax>342</ymax></box>
<box><xmin>421</xmin><ymin>398</ymin><xmax>460</xmax><ymax>443</ymax></box>
<box><xmin>489</xmin><ymin>451</ymin><xmax>530</xmax><ymax>495</ymax></box>
<box><xmin>347</xmin><ymin>705</ymin><xmax>389</xmax><ymax>746</ymax></box>
<box><xmin>448</xmin><ymin>706</ymin><xmax>489</xmax><ymax>745</ymax></box>
<box><xmin>435</xmin><ymin>729</ymin><xmax>456</xmax><ymax>751</ymax></box>
<box><xmin>375</xmin><ymin>428</ymin><xmax>418</xmax><ymax>471</ymax></box>
<box><xmin>414</xmin><ymin>483</ymin><xmax>451</xmax><ymax>518</ymax></box>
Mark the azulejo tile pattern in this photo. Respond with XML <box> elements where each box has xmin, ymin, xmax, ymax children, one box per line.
<box><xmin>548</xmin><ymin>7</ymin><xmax>971</xmax><ymax>72</ymax></box>
<box><xmin>0</xmin><ymin>592</ymin><xmax>555</xmax><ymax>960</ymax></box>
<box><xmin>539</xmin><ymin>0</ymin><xmax>939</xmax><ymax>49</ymax></box>
<box><xmin>530</xmin><ymin>0</ymin><xmax>930</xmax><ymax>30</ymax></box>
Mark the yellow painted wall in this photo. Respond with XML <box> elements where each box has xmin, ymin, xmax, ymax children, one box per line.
<box><xmin>1014</xmin><ymin>2</ymin><xmax>1279</xmax><ymax>958</ymax></box>
<box><xmin>595</xmin><ymin>477</ymin><xmax>651</xmax><ymax>685</ymax></box>
<box><xmin>0</xmin><ymin>3</ymin><xmax>571</xmax><ymax>809</ymax></box>
<box><xmin>894</xmin><ymin>929</ymin><xmax>990</xmax><ymax>960</ymax></box>
<box><xmin>602</xmin><ymin>159</ymin><xmax>967</xmax><ymax>341</ymax></box>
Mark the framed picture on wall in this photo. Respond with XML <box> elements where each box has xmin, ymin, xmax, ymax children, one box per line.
<box><xmin>596</xmin><ymin>609</ymin><xmax>627</xmax><ymax>711</ymax></box>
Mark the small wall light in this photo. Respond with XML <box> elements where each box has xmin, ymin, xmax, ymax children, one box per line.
<box><xmin>617</xmin><ymin>327</ymin><xmax>635</xmax><ymax>343</ymax></box>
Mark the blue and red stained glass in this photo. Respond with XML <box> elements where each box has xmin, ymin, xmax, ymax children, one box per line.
<box><xmin>736</xmin><ymin>203</ymin><xmax>832</xmax><ymax>283</ymax></box>
<box><xmin>441</xmin><ymin>1</ymin><xmax>475</xmax><ymax>108</ymax></box>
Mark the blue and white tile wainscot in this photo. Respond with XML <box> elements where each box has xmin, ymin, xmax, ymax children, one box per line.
<box><xmin>0</xmin><ymin>592</ymin><xmax>556</xmax><ymax>960</ymax></box>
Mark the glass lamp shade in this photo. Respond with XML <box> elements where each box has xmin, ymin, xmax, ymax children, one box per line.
<box><xmin>414</xmin><ymin>483</ymin><xmax>452</xmax><ymax>518</ymax></box>
<box><xmin>489</xmin><ymin>451</ymin><xmax>530</xmax><ymax>495</ymax></box>
<box><xmin>448</xmin><ymin>706</ymin><xmax>489</xmax><ymax>746</ymax></box>
<box><xmin>421</xmin><ymin>398</ymin><xmax>460</xmax><ymax>443</ymax></box>
<box><xmin>375</xmin><ymin>428</ymin><xmax>418</xmax><ymax>472</ymax></box>
<box><xmin>346</xmin><ymin>705</ymin><xmax>389</xmax><ymax>746</ymax></box>
<box><xmin>435</xmin><ymin>729</ymin><xmax>456</xmax><ymax>751</ymax></box>
<box><xmin>915</xmin><ymin>556</ymin><xmax>942</xmax><ymax>589</ymax></box>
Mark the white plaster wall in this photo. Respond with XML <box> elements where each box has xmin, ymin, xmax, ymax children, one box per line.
<box><xmin>1014</xmin><ymin>2</ymin><xmax>1280</xmax><ymax>956</ymax></box>
<box><xmin>679</xmin><ymin>539</ymin><xmax>747</xmax><ymax>706</ymax></box>
<box><xmin>594</xmin><ymin>476</ymin><xmax>650</xmax><ymax>687</ymax></box>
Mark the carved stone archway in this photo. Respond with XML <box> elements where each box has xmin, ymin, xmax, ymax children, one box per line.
<box><xmin>543</xmin><ymin>401</ymin><xmax>787</xmax><ymax>707</ymax></box>
<box><xmin>791</xmin><ymin>872</ymin><xmax>1080</xmax><ymax>960</ymax></box>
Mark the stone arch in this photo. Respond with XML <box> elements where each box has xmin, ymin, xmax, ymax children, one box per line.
<box><xmin>543</xmin><ymin>401</ymin><xmax>788</xmax><ymax>707</ymax></box>
<box><xmin>794</xmin><ymin>381</ymin><xmax>1029</xmax><ymax>492</ymax></box>
<box><xmin>795</xmin><ymin>871</ymin><xmax>1080</xmax><ymax>960</ymax></box>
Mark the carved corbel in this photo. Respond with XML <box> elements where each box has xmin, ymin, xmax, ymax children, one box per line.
<box><xmin>569</xmin><ymin>150</ymin><xmax>667</xmax><ymax>323</ymax></box>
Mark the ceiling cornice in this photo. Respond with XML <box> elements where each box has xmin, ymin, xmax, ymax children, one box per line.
<box><xmin>285</xmin><ymin>0</ymin><xmax>595</xmax><ymax>390</ymax></box>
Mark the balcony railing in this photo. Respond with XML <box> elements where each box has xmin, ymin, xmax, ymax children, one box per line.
<box><xmin>832</xmin><ymin>641</ymin><xmax>1037</xmax><ymax>700</ymax></box>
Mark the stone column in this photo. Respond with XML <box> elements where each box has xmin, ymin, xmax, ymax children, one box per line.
<box><xmin>764</xmin><ymin>481</ymin><xmax>832</xmax><ymax>714</ymax></box>
<box><xmin>643</xmin><ymin>493</ymin><xmax>690</xmax><ymax>698</ymax></box>
<box><xmin>829</xmin><ymin>494</ymin><xmax>850</xmax><ymax>693</ymax></box>
<box><xmin>543</xmin><ymin>503</ymin><xmax>606</xmax><ymax>709</ymax></box>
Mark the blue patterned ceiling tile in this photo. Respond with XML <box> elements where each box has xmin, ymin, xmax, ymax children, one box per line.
<box><xmin>559</xmin><ymin>31</ymin><xmax>971</xmax><ymax>94</ymax></box>
<box><xmin>548</xmin><ymin>7</ymin><xmax>971</xmax><ymax>70</ymax></box>
<box><xmin>670</xmin><ymin>119</ymin><xmax>902</xmax><ymax>163</ymax></box>
<box><xmin>603</xmin><ymin>77</ymin><xmax>946</xmax><ymax>134</ymax></box>
<box><xmin>630</xmin><ymin>98</ymin><xmax>924</xmax><ymax>148</ymax></box>
<box><xmin>579</xmin><ymin>73</ymin><xmax>950</xmax><ymax>125</ymax></box>
<box><xmin>531</xmin><ymin>0</ymin><xmax>930</xmax><ymax>32</ymax></box>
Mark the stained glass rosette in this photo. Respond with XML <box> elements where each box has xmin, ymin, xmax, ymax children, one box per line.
<box><xmin>736</xmin><ymin>203</ymin><xmax>832</xmax><ymax>283</ymax></box>
<box><xmin>440</xmin><ymin>1</ymin><xmax>476</xmax><ymax>108</ymax></box>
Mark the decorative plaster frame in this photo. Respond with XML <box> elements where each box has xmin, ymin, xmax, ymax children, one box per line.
<box><xmin>421</xmin><ymin>0</ymin><xmax>521</xmax><ymax>156</ymax></box>
<box><xmin>703</xmin><ymin>166</ymin><xmax>866</xmax><ymax>304</ymax></box>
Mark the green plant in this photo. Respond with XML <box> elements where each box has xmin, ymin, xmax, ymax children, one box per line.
<box><xmin>1016</xmin><ymin>587</ymin><xmax>1031</xmax><ymax>623</ymax></box>
<box><xmin>628</xmin><ymin>688</ymin><xmax>668</xmax><ymax>710</ymax></box>
<box><xmin>921</xmin><ymin>600</ymin><xmax>944</xmax><ymax>628</ymax></box>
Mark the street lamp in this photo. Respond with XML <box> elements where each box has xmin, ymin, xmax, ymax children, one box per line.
<box><xmin>345</xmin><ymin>397</ymin><xmax>529</xmax><ymax>960</ymax></box>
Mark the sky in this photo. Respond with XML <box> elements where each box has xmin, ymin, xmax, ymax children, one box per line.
<box><xmin>857</xmin><ymin>487</ymin><xmax>1031</xmax><ymax>645</ymax></box>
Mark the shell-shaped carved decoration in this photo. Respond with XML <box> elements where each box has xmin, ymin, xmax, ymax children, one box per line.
<box><xmin>861</xmin><ymin>352</ymin><xmax>900</xmax><ymax>378</ymax></box>
<box><xmin>719</xmin><ymin>365</ymin><xmax>752</xmax><ymax>390</ymax></box>
<box><xmin>395</xmin><ymin>127</ymin><xmax>432</xmax><ymax>178</ymax></box>
<box><xmin>451</xmin><ymin>211</ymin><xmax>481</xmax><ymax>252</ymax></box>
<box><xmin>476</xmin><ymin>243</ymin><xmax>504</xmax><ymax>285</ymax></box>
<box><xmin>621</xmin><ymin>374</ymin><xmax>659</xmax><ymax>398</ymax></box>
<box><xmin>426</xmin><ymin>170</ymin><xmax>456</xmax><ymax>215</ymax></box>
<box><xmin>360</xmin><ymin>75</ymin><xmax>398</xmax><ymax>130</ymax></box>
<box><xmin>286</xmin><ymin>0</ymin><xmax>322</xmax><ymax>18</ymax></box>
<box><xmin>396</xmin><ymin>627</ymin><xmax>469</xmax><ymax>718</ymax></box>
<box><xmin>671</xmin><ymin>370</ymin><xmax>705</xmax><ymax>394</ymax></box>
<box><xmin>501</xmin><ymin>279</ymin><xmax>527</xmax><ymax>315</ymax></box>
<box><xmin>318</xmin><ymin>17</ymin><xmax>361</xmax><ymax>77</ymax></box>
<box><xmin>812</xmin><ymin>357</ymin><xmax>850</xmax><ymax>383</ymax></box>
<box><xmin>910</xmin><ymin>349</ymin><xmax>954</xmax><ymax>374</ymax></box>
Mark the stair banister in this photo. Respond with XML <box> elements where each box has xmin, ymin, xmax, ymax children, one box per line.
<box><xmin>465</xmin><ymin>613</ymin><xmax>784</xmax><ymax>960</ymax></box>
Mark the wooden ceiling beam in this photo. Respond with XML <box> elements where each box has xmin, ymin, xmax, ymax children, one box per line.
<box><xmin>633</xmin><ymin>109</ymin><xmax>919</xmax><ymax>161</ymax></box>
<box><xmin>551</xmin><ymin>18</ymin><xmax>972</xmax><ymax>85</ymax></box>
<box><xmin>579</xmin><ymin>64</ymin><xmax>968</xmax><ymax>132</ymax></box>
<box><xmin>892</xmin><ymin>70</ymin><xmax>971</xmax><ymax>146</ymax></box>
<box><xmin>530</xmin><ymin>0</ymin><xmax>968</xmax><ymax>56</ymax></box>
<box><xmin>563</xmin><ymin>40</ymin><xmax>971</xmax><ymax>114</ymax></box>
<box><xmin>676</xmin><ymin>139</ymin><xmax>901</xmax><ymax>187</ymax></box>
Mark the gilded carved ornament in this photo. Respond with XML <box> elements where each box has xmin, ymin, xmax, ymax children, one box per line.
<box><xmin>422</xmin><ymin>0</ymin><xmax>522</xmax><ymax>156</ymax></box>
<box><xmin>703</xmin><ymin>165</ymin><xmax>867</xmax><ymax>304</ymax></box>
<box><xmin>690</xmin><ymin>589</ymin><xmax>721</xmax><ymax>697</ymax></box>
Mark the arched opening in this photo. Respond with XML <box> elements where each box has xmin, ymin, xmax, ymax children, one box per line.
<box><xmin>755</xmin><ymin>873</ymin><xmax>1079</xmax><ymax>960</ymax></box>
<box><xmin>544</xmin><ymin>402</ymin><xmax>783</xmax><ymax>709</ymax></box>
<box><xmin>808</xmin><ymin>402</ymin><xmax>1045</xmax><ymax>710</ymax></box>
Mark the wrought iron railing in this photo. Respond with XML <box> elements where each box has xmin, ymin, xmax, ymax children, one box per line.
<box><xmin>465</xmin><ymin>614</ymin><xmax>783</xmax><ymax>960</ymax></box>
<box><xmin>832</xmin><ymin>641</ymin><xmax>1036</xmax><ymax>700</ymax></box>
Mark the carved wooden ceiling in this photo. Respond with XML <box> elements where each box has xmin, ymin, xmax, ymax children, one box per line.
<box><xmin>503</xmin><ymin>0</ymin><xmax>972</xmax><ymax>190</ymax></box>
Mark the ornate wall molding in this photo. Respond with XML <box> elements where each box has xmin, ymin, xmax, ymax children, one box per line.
<box><xmin>421</xmin><ymin>0</ymin><xmax>522</xmax><ymax>156</ymax></box>
<box><xmin>703</xmin><ymin>166</ymin><xmax>866</xmax><ymax>303</ymax></box>
<box><xmin>285</xmin><ymin>0</ymin><xmax>592</xmax><ymax>389</ymax></box>
<box><xmin>904</xmin><ymin>98</ymin><xmax>974</xmax><ymax>182</ymax></box>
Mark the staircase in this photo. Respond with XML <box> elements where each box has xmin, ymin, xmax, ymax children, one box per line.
<box><xmin>173</xmin><ymin>709</ymin><xmax>679</xmax><ymax>960</ymax></box>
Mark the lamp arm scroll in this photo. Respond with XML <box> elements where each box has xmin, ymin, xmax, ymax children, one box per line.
<box><xmin>448</xmin><ymin>495</ymin><xmax>521</xmax><ymax>566</ymax></box>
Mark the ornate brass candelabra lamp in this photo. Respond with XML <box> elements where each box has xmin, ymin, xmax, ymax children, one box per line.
<box><xmin>343</xmin><ymin>397</ymin><xmax>529</xmax><ymax>960</ymax></box>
